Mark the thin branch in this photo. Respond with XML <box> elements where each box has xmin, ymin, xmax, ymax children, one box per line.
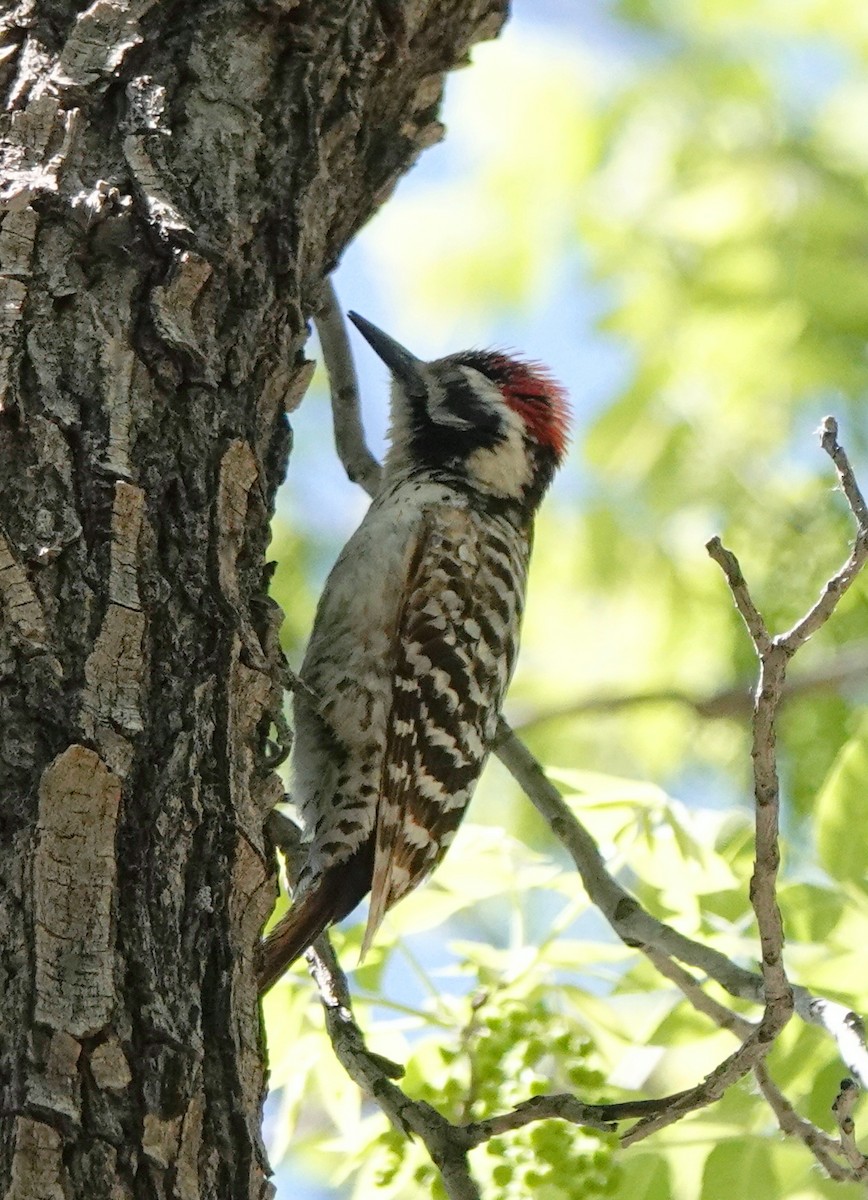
<box><xmin>822</xmin><ymin>415</ymin><xmax>868</xmax><ymax>533</ymax></box>
<box><xmin>756</xmin><ymin>1064</ymin><xmax>859</xmax><ymax>1184</ymax></box>
<box><xmin>459</xmin><ymin>1093</ymin><xmax>671</xmax><ymax>1147</ymax></box>
<box><xmin>642</xmin><ymin>947</ymin><xmax>754</xmax><ymax>1038</ymax></box>
<box><xmin>308</xmin><ymin>941</ymin><xmax>481</xmax><ymax>1200</ymax></box>
<box><xmin>706</xmin><ymin>536</ymin><xmax>773</xmax><ymax>654</ymax></box>
<box><xmin>833</xmin><ymin>1079</ymin><xmax>868</xmax><ymax>1178</ymax></box>
<box><xmin>622</xmin><ymin>517</ymin><xmax>804</xmax><ymax>1148</ymax></box>
<box><xmin>315</xmin><ymin>278</ymin><xmax>383</xmax><ymax>498</ymax></box>
<box><xmin>622</xmin><ymin>1022</ymin><xmax>778</xmax><ymax>1144</ymax></box>
<box><xmin>781</xmin><ymin>417</ymin><xmax>868</xmax><ymax>653</ymax></box>
<box><xmin>595</xmin><ymin>955</ymin><xmax>772</xmax><ymax>1145</ymax></box>
<box><xmin>747</xmin><ymin>642</ymin><xmax>791</xmax><ymax>1015</ymax></box>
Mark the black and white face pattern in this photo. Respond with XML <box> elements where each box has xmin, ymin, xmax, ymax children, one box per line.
<box><xmin>347</xmin><ymin>313</ymin><xmax>570</xmax><ymax>511</ymax></box>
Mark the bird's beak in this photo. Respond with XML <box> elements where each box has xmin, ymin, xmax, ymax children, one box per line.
<box><xmin>347</xmin><ymin>312</ymin><xmax>426</xmax><ymax>394</ymax></box>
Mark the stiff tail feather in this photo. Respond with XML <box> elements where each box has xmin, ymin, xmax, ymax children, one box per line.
<box><xmin>257</xmin><ymin>888</ymin><xmax>335</xmax><ymax>994</ymax></box>
<box><xmin>258</xmin><ymin>841</ymin><xmax>376</xmax><ymax>994</ymax></box>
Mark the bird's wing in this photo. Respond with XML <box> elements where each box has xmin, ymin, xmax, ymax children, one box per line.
<box><xmin>361</xmin><ymin>505</ymin><xmax>527</xmax><ymax>957</ymax></box>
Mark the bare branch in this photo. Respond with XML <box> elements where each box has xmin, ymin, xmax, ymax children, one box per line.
<box><xmin>460</xmin><ymin>1093</ymin><xmax>675</xmax><ymax>1147</ymax></box>
<box><xmin>821</xmin><ymin>415</ymin><xmax>868</xmax><ymax>532</ymax></box>
<box><xmin>658</xmin><ymin>525</ymin><xmax>801</xmax><ymax>1145</ymax></box>
<box><xmin>704</xmin><ymin>421</ymin><xmax>868</xmax><ymax>1054</ymax></box>
<box><xmin>622</xmin><ymin>1022</ymin><xmax>780</xmax><ymax>1144</ymax></box>
<box><xmin>780</xmin><ymin>417</ymin><xmax>868</xmax><ymax>653</ymax></box>
<box><xmin>749</xmin><ymin>646</ymin><xmax>791</xmax><ymax>1016</ymax></box>
<box><xmin>315</xmin><ymin>277</ymin><xmax>383</xmax><ymax>498</ymax></box>
<box><xmin>705</xmin><ymin>533</ymin><xmax>793</xmax><ymax>1041</ymax></box>
<box><xmin>706</xmin><ymin>536</ymin><xmax>773</xmax><ymax>653</ymax></box>
<box><xmin>756</xmin><ymin>1064</ymin><xmax>858</xmax><ymax>1183</ymax></box>
<box><xmin>644</xmin><ymin>949</ymin><xmax>864</xmax><ymax>1180</ymax></box>
<box><xmin>833</xmin><ymin>1079</ymin><xmax>868</xmax><ymax>1179</ymax></box>
<box><xmin>307</xmin><ymin>941</ymin><xmax>482</xmax><ymax>1200</ymax></box>
<box><xmin>598</xmin><ymin>955</ymin><xmax>769</xmax><ymax>1144</ymax></box>
<box><xmin>642</xmin><ymin>948</ymin><xmax>754</xmax><ymax>1039</ymax></box>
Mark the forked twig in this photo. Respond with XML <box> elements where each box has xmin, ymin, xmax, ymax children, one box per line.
<box><xmin>316</xmin><ymin>278</ymin><xmax>383</xmax><ymax>498</ymax></box>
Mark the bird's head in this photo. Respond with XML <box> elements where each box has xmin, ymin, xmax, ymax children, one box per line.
<box><xmin>348</xmin><ymin>312</ymin><xmax>570</xmax><ymax>515</ymax></box>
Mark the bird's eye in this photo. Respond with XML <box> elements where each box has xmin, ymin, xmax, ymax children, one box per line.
<box><xmin>512</xmin><ymin>391</ymin><xmax>548</xmax><ymax>406</ymax></box>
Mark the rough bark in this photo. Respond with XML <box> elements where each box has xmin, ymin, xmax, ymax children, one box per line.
<box><xmin>0</xmin><ymin>1</ymin><xmax>508</xmax><ymax>1197</ymax></box>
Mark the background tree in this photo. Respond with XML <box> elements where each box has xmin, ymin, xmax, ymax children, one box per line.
<box><xmin>0</xmin><ymin>2</ymin><xmax>507</xmax><ymax>1196</ymax></box>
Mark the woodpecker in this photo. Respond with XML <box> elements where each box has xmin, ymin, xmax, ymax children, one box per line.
<box><xmin>257</xmin><ymin>313</ymin><xmax>569</xmax><ymax>993</ymax></box>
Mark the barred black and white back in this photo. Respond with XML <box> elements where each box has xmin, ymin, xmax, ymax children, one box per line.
<box><xmin>258</xmin><ymin>314</ymin><xmax>569</xmax><ymax>993</ymax></box>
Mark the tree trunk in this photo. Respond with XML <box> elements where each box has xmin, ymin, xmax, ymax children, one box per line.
<box><xmin>0</xmin><ymin>2</ymin><xmax>506</xmax><ymax>1195</ymax></box>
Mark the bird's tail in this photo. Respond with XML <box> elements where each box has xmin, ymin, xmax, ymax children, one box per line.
<box><xmin>257</xmin><ymin>888</ymin><xmax>335</xmax><ymax>994</ymax></box>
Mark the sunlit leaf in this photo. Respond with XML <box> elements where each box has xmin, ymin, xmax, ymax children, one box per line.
<box><xmin>815</xmin><ymin>713</ymin><xmax>868</xmax><ymax>885</ymax></box>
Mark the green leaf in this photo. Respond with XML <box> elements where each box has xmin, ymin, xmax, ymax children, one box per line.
<box><xmin>815</xmin><ymin>713</ymin><xmax>868</xmax><ymax>885</ymax></box>
<box><xmin>612</xmin><ymin>1153</ymin><xmax>671</xmax><ymax>1200</ymax></box>
<box><xmin>701</xmin><ymin>1137</ymin><xmax>778</xmax><ymax>1200</ymax></box>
